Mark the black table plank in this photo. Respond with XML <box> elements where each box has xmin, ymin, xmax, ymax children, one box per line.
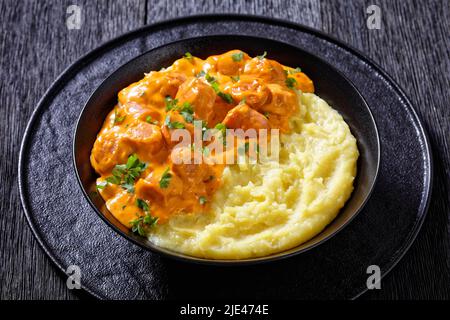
<box><xmin>320</xmin><ymin>0</ymin><xmax>450</xmax><ymax>300</ymax></box>
<box><xmin>1</xmin><ymin>0</ymin><xmax>449</xmax><ymax>299</ymax></box>
<box><xmin>0</xmin><ymin>0</ymin><xmax>145</xmax><ymax>300</ymax></box>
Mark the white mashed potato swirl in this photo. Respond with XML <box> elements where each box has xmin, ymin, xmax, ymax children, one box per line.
<box><xmin>148</xmin><ymin>92</ymin><xmax>359</xmax><ymax>259</ymax></box>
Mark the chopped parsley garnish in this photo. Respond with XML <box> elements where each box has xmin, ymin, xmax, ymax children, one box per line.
<box><xmin>159</xmin><ymin>167</ymin><xmax>172</xmax><ymax>189</ymax></box>
<box><xmin>184</xmin><ymin>52</ymin><xmax>193</xmax><ymax>60</ymax></box>
<box><xmin>180</xmin><ymin>102</ymin><xmax>194</xmax><ymax>113</ymax></box>
<box><xmin>113</xmin><ymin>108</ymin><xmax>125</xmax><ymax>124</ymax></box>
<box><xmin>209</xmin><ymin>81</ymin><xmax>220</xmax><ymax>92</ymax></box>
<box><xmin>205</xmin><ymin>73</ymin><xmax>234</xmax><ymax>104</ymax></box>
<box><xmin>136</xmin><ymin>198</ymin><xmax>150</xmax><ymax>212</ymax></box>
<box><xmin>104</xmin><ymin>154</ymin><xmax>147</xmax><ymax>193</ymax></box>
<box><xmin>145</xmin><ymin>115</ymin><xmax>159</xmax><ymax>125</ymax></box>
<box><xmin>180</xmin><ymin>111</ymin><xmax>193</xmax><ymax>123</ymax></box>
<box><xmin>165</xmin><ymin>98</ymin><xmax>195</xmax><ymax>123</ymax></box>
<box><xmin>130</xmin><ymin>200</ymin><xmax>158</xmax><ymax>236</ymax></box>
<box><xmin>214</xmin><ymin>122</ymin><xmax>227</xmax><ymax>145</ymax></box>
<box><xmin>231</xmin><ymin>75</ymin><xmax>240</xmax><ymax>82</ymax></box>
<box><xmin>196</xmin><ymin>70</ymin><xmax>206</xmax><ymax>78</ymax></box>
<box><xmin>290</xmin><ymin>67</ymin><xmax>302</xmax><ymax>74</ymax></box>
<box><xmin>165</xmin><ymin>96</ymin><xmax>179</xmax><ymax>111</ymax></box>
<box><xmin>257</xmin><ymin>51</ymin><xmax>267</xmax><ymax>60</ymax></box>
<box><xmin>217</xmin><ymin>92</ymin><xmax>234</xmax><ymax>104</ymax></box>
<box><xmin>96</xmin><ymin>181</ymin><xmax>108</xmax><ymax>190</ymax></box>
<box><xmin>164</xmin><ymin>115</ymin><xmax>185</xmax><ymax>129</ymax></box>
<box><xmin>179</xmin><ymin>102</ymin><xmax>194</xmax><ymax>123</ymax></box>
<box><xmin>231</xmin><ymin>52</ymin><xmax>243</xmax><ymax>62</ymax></box>
<box><xmin>214</xmin><ymin>122</ymin><xmax>226</xmax><ymax>132</ymax></box>
<box><xmin>205</xmin><ymin>74</ymin><xmax>216</xmax><ymax>83</ymax></box>
<box><xmin>285</xmin><ymin>77</ymin><xmax>297</xmax><ymax>89</ymax></box>
<box><xmin>238</xmin><ymin>98</ymin><xmax>247</xmax><ymax>105</ymax></box>
<box><xmin>199</xmin><ymin>196</ymin><xmax>207</xmax><ymax>205</ymax></box>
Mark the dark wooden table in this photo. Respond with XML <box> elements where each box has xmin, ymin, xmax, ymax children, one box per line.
<box><xmin>1</xmin><ymin>0</ymin><xmax>449</xmax><ymax>300</ymax></box>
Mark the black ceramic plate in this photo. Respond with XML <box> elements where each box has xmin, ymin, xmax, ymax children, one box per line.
<box><xmin>19</xmin><ymin>15</ymin><xmax>432</xmax><ymax>299</ymax></box>
<box><xmin>74</xmin><ymin>35</ymin><xmax>380</xmax><ymax>265</ymax></box>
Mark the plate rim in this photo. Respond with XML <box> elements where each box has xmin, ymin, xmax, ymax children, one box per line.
<box><xmin>18</xmin><ymin>13</ymin><xmax>433</xmax><ymax>300</ymax></box>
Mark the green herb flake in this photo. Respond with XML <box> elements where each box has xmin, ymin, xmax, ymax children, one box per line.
<box><xmin>238</xmin><ymin>98</ymin><xmax>247</xmax><ymax>106</ymax></box>
<box><xmin>196</xmin><ymin>70</ymin><xmax>206</xmax><ymax>78</ymax></box>
<box><xmin>180</xmin><ymin>112</ymin><xmax>193</xmax><ymax>123</ymax></box>
<box><xmin>145</xmin><ymin>115</ymin><xmax>159</xmax><ymax>125</ymax></box>
<box><xmin>126</xmin><ymin>154</ymin><xmax>138</xmax><ymax>169</ymax></box>
<box><xmin>214</xmin><ymin>123</ymin><xmax>227</xmax><ymax>145</ymax></box>
<box><xmin>231</xmin><ymin>75</ymin><xmax>240</xmax><ymax>82</ymax></box>
<box><xmin>136</xmin><ymin>198</ymin><xmax>150</xmax><ymax>212</ymax></box>
<box><xmin>113</xmin><ymin>108</ymin><xmax>126</xmax><ymax>124</ymax></box>
<box><xmin>164</xmin><ymin>115</ymin><xmax>186</xmax><ymax>129</ymax></box>
<box><xmin>96</xmin><ymin>181</ymin><xmax>108</xmax><ymax>190</ymax></box>
<box><xmin>165</xmin><ymin>96</ymin><xmax>179</xmax><ymax>111</ymax></box>
<box><xmin>257</xmin><ymin>51</ymin><xmax>267</xmax><ymax>60</ymax></box>
<box><xmin>210</xmin><ymin>81</ymin><xmax>220</xmax><ymax>93</ymax></box>
<box><xmin>214</xmin><ymin>123</ymin><xmax>226</xmax><ymax>132</ymax></box>
<box><xmin>231</xmin><ymin>52</ymin><xmax>243</xmax><ymax>62</ymax></box>
<box><xmin>286</xmin><ymin>67</ymin><xmax>302</xmax><ymax>75</ymax></box>
<box><xmin>285</xmin><ymin>77</ymin><xmax>297</xmax><ymax>89</ymax></box>
<box><xmin>159</xmin><ymin>167</ymin><xmax>172</xmax><ymax>189</ymax></box>
<box><xmin>180</xmin><ymin>102</ymin><xmax>194</xmax><ymax>114</ymax></box>
<box><xmin>180</xmin><ymin>111</ymin><xmax>193</xmax><ymax>123</ymax></box>
<box><xmin>104</xmin><ymin>154</ymin><xmax>147</xmax><ymax>193</ymax></box>
<box><xmin>205</xmin><ymin>74</ymin><xmax>216</xmax><ymax>83</ymax></box>
<box><xmin>179</xmin><ymin>102</ymin><xmax>194</xmax><ymax>123</ymax></box>
<box><xmin>199</xmin><ymin>196</ymin><xmax>207</xmax><ymax>205</ymax></box>
<box><xmin>130</xmin><ymin>213</ymin><xmax>158</xmax><ymax>237</ymax></box>
<box><xmin>184</xmin><ymin>52</ymin><xmax>193</xmax><ymax>60</ymax></box>
<box><xmin>217</xmin><ymin>92</ymin><xmax>234</xmax><ymax>104</ymax></box>
<box><xmin>205</xmin><ymin>73</ymin><xmax>234</xmax><ymax>103</ymax></box>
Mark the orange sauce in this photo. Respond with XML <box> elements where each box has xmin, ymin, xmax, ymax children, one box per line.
<box><xmin>90</xmin><ymin>50</ymin><xmax>314</xmax><ymax>229</ymax></box>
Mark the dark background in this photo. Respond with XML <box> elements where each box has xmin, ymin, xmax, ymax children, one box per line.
<box><xmin>1</xmin><ymin>0</ymin><xmax>449</xmax><ymax>299</ymax></box>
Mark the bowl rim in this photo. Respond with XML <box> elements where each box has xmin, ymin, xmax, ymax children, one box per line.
<box><xmin>72</xmin><ymin>34</ymin><xmax>381</xmax><ymax>266</ymax></box>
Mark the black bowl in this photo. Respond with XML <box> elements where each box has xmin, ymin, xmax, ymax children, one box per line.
<box><xmin>73</xmin><ymin>35</ymin><xmax>380</xmax><ymax>265</ymax></box>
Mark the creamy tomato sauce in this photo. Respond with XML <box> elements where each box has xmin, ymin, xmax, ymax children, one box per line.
<box><xmin>91</xmin><ymin>50</ymin><xmax>314</xmax><ymax>231</ymax></box>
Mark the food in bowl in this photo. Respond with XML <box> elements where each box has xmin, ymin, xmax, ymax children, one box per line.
<box><xmin>90</xmin><ymin>50</ymin><xmax>359</xmax><ymax>259</ymax></box>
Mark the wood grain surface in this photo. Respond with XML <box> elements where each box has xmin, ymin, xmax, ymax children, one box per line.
<box><xmin>0</xmin><ymin>0</ymin><xmax>448</xmax><ymax>300</ymax></box>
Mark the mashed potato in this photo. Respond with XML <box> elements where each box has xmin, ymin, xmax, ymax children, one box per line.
<box><xmin>148</xmin><ymin>92</ymin><xmax>359</xmax><ymax>259</ymax></box>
